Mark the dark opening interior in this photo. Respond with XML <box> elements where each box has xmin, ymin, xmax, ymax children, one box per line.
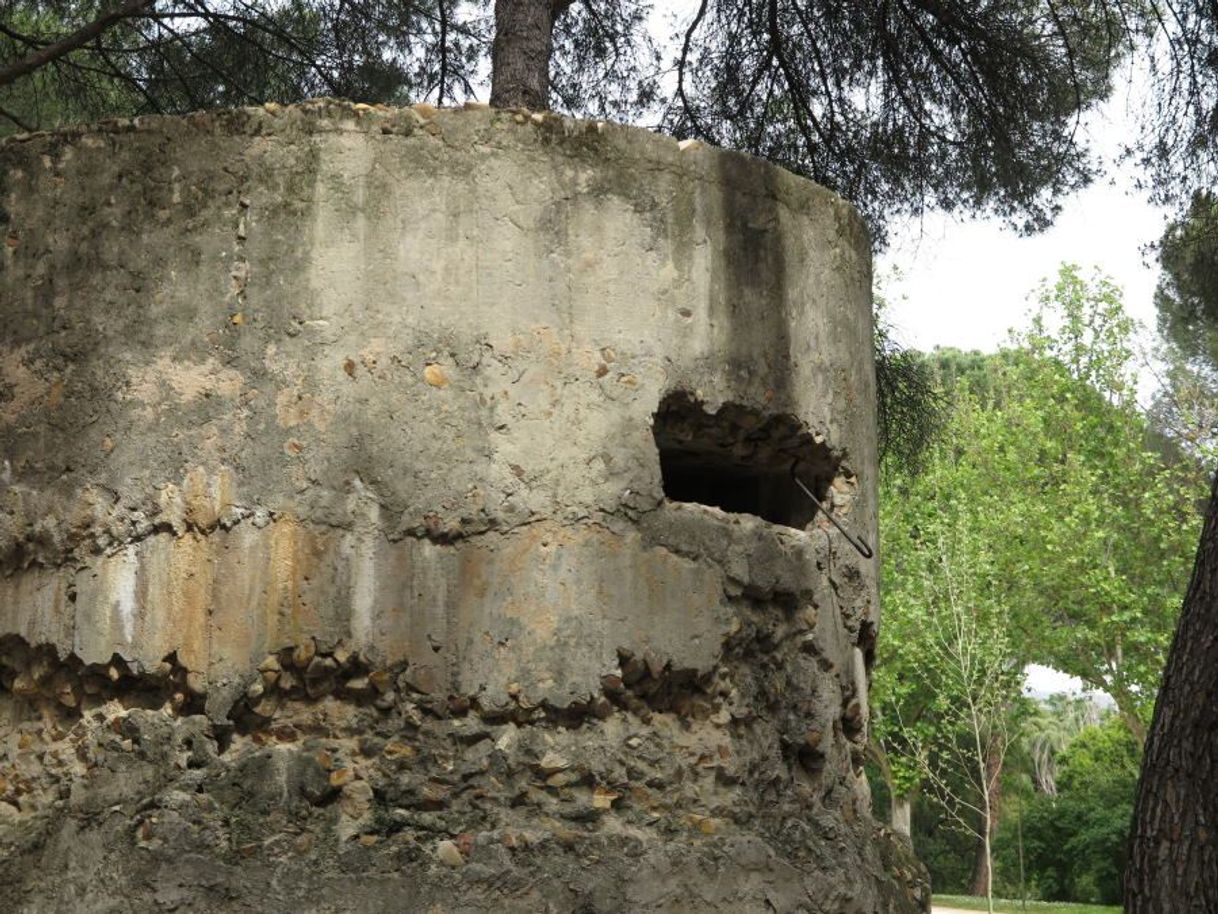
<box><xmin>657</xmin><ymin>454</ymin><xmax>811</xmax><ymax>527</ymax></box>
<box><xmin>652</xmin><ymin>392</ymin><xmax>839</xmax><ymax>530</ymax></box>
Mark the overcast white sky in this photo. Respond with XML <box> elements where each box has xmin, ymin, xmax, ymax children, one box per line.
<box><xmin>878</xmin><ymin>136</ymin><xmax>1170</xmax><ymax>361</ymax></box>
<box><xmin>879</xmin><ymin>178</ymin><xmax>1169</xmax><ymax>355</ymax></box>
<box><xmin>850</xmin><ymin>51</ymin><xmax>1167</xmax><ymax>361</ymax></box>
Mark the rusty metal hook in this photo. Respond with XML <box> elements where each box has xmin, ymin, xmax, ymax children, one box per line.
<box><xmin>790</xmin><ymin>463</ymin><xmax>874</xmax><ymax>559</ymax></box>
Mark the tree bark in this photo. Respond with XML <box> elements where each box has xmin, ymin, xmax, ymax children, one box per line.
<box><xmin>489</xmin><ymin>0</ymin><xmax>572</xmax><ymax>110</ymax></box>
<box><xmin>1126</xmin><ymin>473</ymin><xmax>1218</xmax><ymax>913</ymax></box>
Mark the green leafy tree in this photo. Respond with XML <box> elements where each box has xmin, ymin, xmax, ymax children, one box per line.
<box><xmin>880</xmin><ymin>505</ymin><xmax>1023</xmax><ymax>912</ymax></box>
<box><xmin>988</xmin><ymin>266</ymin><xmax>1204</xmax><ymax>744</ymax></box>
<box><xmin>906</xmin><ymin>267</ymin><xmax>1201</xmax><ymax>747</ymax></box>
<box><xmin>1020</xmin><ymin>694</ymin><xmax>1102</xmax><ymax>797</ymax></box>
<box><xmin>989</xmin><ymin>695</ymin><xmax>1104</xmax><ymax>902</ymax></box>
<box><xmin>1017</xmin><ymin>714</ymin><xmax>1139</xmax><ymax>904</ymax></box>
<box><xmin>876</xmin><ymin>365</ymin><xmax>1030</xmax><ymax>901</ymax></box>
<box><xmin>876</xmin><ymin>265</ymin><xmax>1205</xmax><ymax>901</ymax></box>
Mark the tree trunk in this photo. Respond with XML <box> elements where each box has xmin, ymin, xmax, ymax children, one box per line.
<box><xmin>490</xmin><ymin>0</ymin><xmax>571</xmax><ymax>110</ymax></box>
<box><xmin>1126</xmin><ymin>473</ymin><xmax>1218</xmax><ymax>913</ymax></box>
<box><xmin>1118</xmin><ymin>703</ymin><xmax>1148</xmax><ymax>749</ymax></box>
<box><xmin>868</xmin><ymin>737</ymin><xmax>917</xmax><ymax>844</ymax></box>
<box><xmin>970</xmin><ymin>816</ymin><xmax>994</xmax><ymax>900</ymax></box>
<box><xmin>892</xmin><ymin>794</ymin><xmax>913</xmax><ymax>839</ymax></box>
<box><xmin>970</xmin><ymin>741</ymin><xmax>1004</xmax><ymax>898</ymax></box>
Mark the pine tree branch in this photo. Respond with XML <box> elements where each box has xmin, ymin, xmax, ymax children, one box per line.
<box><xmin>0</xmin><ymin>0</ymin><xmax>155</xmax><ymax>89</ymax></box>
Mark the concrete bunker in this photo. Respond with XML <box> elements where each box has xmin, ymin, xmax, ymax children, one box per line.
<box><xmin>652</xmin><ymin>392</ymin><xmax>839</xmax><ymax>530</ymax></box>
<box><xmin>0</xmin><ymin>102</ymin><xmax>927</xmax><ymax>913</ymax></box>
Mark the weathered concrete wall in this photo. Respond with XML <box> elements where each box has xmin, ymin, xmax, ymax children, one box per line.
<box><xmin>0</xmin><ymin>100</ymin><xmax>926</xmax><ymax>913</ymax></box>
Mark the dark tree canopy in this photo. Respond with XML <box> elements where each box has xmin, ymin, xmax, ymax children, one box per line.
<box><xmin>1156</xmin><ymin>191</ymin><xmax>1218</xmax><ymax>367</ymax></box>
<box><xmin>1135</xmin><ymin>4</ymin><xmax>1218</xmax><ymax>204</ymax></box>
<box><xmin>873</xmin><ymin>311</ymin><xmax>945</xmax><ymax>476</ymax></box>
<box><xmin>0</xmin><ymin>1</ymin><xmax>466</xmax><ymax>119</ymax></box>
<box><xmin>6</xmin><ymin>2</ymin><xmax>1218</xmax><ymax>239</ymax></box>
<box><xmin>0</xmin><ymin>2</ymin><xmax>659</xmax><ymax>131</ymax></box>
<box><xmin>0</xmin><ymin>0</ymin><xmax>1187</xmax><ymax>243</ymax></box>
<box><xmin>666</xmin><ymin>0</ymin><xmax>1124</xmax><ymax>237</ymax></box>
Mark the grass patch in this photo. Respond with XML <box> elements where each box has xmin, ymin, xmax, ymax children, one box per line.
<box><xmin>933</xmin><ymin>895</ymin><xmax>1121</xmax><ymax>914</ymax></box>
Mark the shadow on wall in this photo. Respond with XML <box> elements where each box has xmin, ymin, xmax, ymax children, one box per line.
<box><xmin>713</xmin><ymin>153</ymin><xmax>794</xmax><ymax>411</ymax></box>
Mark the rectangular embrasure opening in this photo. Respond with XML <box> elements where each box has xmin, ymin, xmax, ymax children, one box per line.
<box><xmin>652</xmin><ymin>392</ymin><xmax>838</xmax><ymax>530</ymax></box>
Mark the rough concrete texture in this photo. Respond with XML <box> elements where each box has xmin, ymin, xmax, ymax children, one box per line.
<box><xmin>0</xmin><ymin>100</ymin><xmax>928</xmax><ymax>912</ymax></box>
